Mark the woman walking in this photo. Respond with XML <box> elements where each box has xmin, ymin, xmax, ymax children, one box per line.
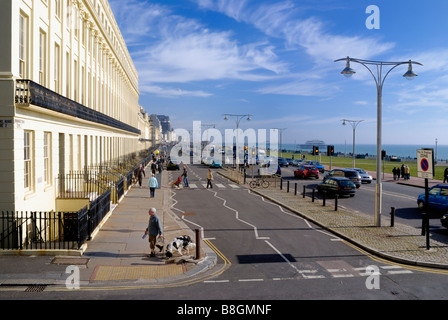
<box><xmin>206</xmin><ymin>169</ymin><xmax>213</xmax><ymax>189</ymax></box>
<box><xmin>148</xmin><ymin>173</ymin><xmax>158</xmax><ymax>198</ymax></box>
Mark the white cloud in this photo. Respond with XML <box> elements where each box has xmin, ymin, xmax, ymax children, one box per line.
<box><xmin>111</xmin><ymin>0</ymin><xmax>289</xmax><ymax>98</ymax></box>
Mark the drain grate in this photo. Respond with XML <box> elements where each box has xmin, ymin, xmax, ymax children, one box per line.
<box><xmin>24</xmin><ymin>285</ymin><xmax>47</xmax><ymax>293</ymax></box>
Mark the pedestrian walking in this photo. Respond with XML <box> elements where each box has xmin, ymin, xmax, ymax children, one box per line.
<box><xmin>151</xmin><ymin>161</ymin><xmax>157</xmax><ymax>175</ymax></box>
<box><xmin>444</xmin><ymin>168</ymin><xmax>448</xmax><ymax>183</ymax></box>
<box><xmin>135</xmin><ymin>164</ymin><xmax>146</xmax><ymax>188</ymax></box>
<box><xmin>148</xmin><ymin>173</ymin><xmax>158</xmax><ymax>198</ymax></box>
<box><xmin>144</xmin><ymin>208</ymin><xmax>163</xmax><ymax>257</ymax></box>
<box><xmin>404</xmin><ymin>165</ymin><xmax>410</xmax><ymax>180</ymax></box>
<box><xmin>392</xmin><ymin>167</ymin><xmax>397</xmax><ymax>181</ymax></box>
<box><xmin>182</xmin><ymin>166</ymin><xmax>189</xmax><ymax>187</ymax></box>
<box><xmin>206</xmin><ymin>169</ymin><xmax>213</xmax><ymax>189</ymax></box>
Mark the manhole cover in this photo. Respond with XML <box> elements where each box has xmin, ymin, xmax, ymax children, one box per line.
<box><xmin>51</xmin><ymin>257</ymin><xmax>89</xmax><ymax>265</ymax></box>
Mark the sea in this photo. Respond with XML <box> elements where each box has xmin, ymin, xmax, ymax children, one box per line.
<box><xmin>281</xmin><ymin>144</ymin><xmax>448</xmax><ymax>161</ymax></box>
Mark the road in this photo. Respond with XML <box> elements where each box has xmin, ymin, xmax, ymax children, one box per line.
<box><xmin>153</xmin><ymin>164</ymin><xmax>448</xmax><ymax>300</ymax></box>
<box><xmin>2</xmin><ymin>163</ymin><xmax>447</xmax><ymax>302</ymax></box>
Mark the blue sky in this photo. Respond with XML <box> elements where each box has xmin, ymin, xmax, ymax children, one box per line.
<box><xmin>109</xmin><ymin>0</ymin><xmax>448</xmax><ymax>145</ymax></box>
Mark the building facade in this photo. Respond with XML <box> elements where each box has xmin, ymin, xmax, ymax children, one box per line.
<box><xmin>0</xmin><ymin>0</ymin><xmax>153</xmax><ymax>212</ymax></box>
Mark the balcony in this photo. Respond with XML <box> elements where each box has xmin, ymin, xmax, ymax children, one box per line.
<box><xmin>15</xmin><ymin>80</ymin><xmax>141</xmax><ymax>135</ymax></box>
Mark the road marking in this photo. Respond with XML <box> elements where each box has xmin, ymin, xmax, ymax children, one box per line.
<box><xmin>209</xmin><ymin>190</ymin><xmax>270</xmax><ymax>240</ymax></box>
<box><xmin>265</xmin><ymin>240</ymin><xmax>301</xmax><ymax>274</ymax></box>
<box><xmin>238</xmin><ymin>279</ymin><xmax>264</xmax><ymax>282</ymax></box>
<box><xmin>299</xmin><ymin>270</ymin><xmax>325</xmax><ymax>279</ymax></box>
<box><xmin>216</xmin><ymin>184</ymin><xmax>226</xmax><ymax>188</ymax></box>
<box><xmin>228</xmin><ymin>184</ymin><xmax>240</xmax><ymax>189</ymax></box>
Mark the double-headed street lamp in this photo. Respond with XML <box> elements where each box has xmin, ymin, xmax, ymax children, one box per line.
<box><xmin>341</xmin><ymin>119</ymin><xmax>363</xmax><ymax>168</ymax></box>
<box><xmin>335</xmin><ymin>57</ymin><xmax>423</xmax><ymax>227</ymax></box>
<box><xmin>223</xmin><ymin>114</ymin><xmax>252</xmax><ymax>172</ymax></box>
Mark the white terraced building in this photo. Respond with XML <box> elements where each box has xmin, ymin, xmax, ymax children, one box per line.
<box><xmin>0</xmin><ymin>0</ymin><xmax>154</xmax><ymax>212</ymax></box>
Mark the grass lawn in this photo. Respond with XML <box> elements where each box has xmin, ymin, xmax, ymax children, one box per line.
<box><xmin>277</xmin><ymin>152</ymin><xmax>448</xmax><ymax>181</ymax></box>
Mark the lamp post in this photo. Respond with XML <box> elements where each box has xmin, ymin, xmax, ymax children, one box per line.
<box><xmin>341</xmin><ymin>119</ymin><xmax>363</xmax><ymax>168</ymax></box>
<box><xmin>335</xmin><ymin>57</ymin><xmax>423</xmax><ymax>227</ymax></box>
<box><xmin>274</xmin><ymin>128</ymin><xmax>287</xmax><ymax>158</ymax></box>
<box><xmin>223</xmin><ymin>114</ymin><xmax>252</xmax><ymax>172</ymax></box>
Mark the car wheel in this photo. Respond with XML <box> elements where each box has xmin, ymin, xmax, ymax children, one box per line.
<box><xmin>417</xmin><ymin>201</ymin><xmax>425</xmax><ymax>210</ymax></box>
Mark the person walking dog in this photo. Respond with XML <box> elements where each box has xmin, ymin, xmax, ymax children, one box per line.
<box><xmin>144</xmin><ymin>208</ymin><xmax>163</xmax><ymax>257</ymax></box>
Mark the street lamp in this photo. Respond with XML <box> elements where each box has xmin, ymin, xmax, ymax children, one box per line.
<box><xmin>223</xmin><ymin>114</ymin><xmax>252</xmax><ymax>172</ymax></box>
<box><xmin>341</xmin><ymin>119</ymin><xmax>363</xmax><ymax>168</ymax></box>
<box><xmin>335</xmin><ymin>57</ymin><xmax>423</xmax><ymax>227</ymax></box>
<box><xmin>274</xmin><ymin>128</ymin><xmax>287</xmax><ymax>157</ymax></box>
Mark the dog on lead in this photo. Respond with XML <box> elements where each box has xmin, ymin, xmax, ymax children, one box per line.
<box><xmin>165</xmin><ymin>235</ymin><xmax>196</xmax><ymax>258</ymax></box>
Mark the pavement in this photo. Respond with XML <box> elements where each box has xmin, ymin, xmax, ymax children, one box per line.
<box><xmin>0</xmin><ymin>167</ymin><xmax>217</xmax><ymax>288</ymax></box>
<box><xmin>0</xmin><ymin>164</ymin><xmax>447</xmax><ymax>290</ymax></box>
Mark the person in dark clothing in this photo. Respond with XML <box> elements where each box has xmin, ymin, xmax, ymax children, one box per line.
<box><xmin>444</xmin><ymin>168</ymin><xmax>448</xmax><ymax>183</ymax></box>
<box><xmin>135</xmin><ymin>164</ymin><xmax>146</xmax><ymax>187</ymax></box>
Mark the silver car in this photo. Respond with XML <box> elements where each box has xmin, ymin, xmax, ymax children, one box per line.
<box><xmin>352</xmin><ymin>168</ymin><xmax>373</xmax><ymax>184</ymax></box>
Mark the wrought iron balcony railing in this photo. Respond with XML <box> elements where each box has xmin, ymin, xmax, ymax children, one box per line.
<box><xmin>15</xmin><ymin>80</ymin><xmax>141</xmax><ymax>135</ymax></box>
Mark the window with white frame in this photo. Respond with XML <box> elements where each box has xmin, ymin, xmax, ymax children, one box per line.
<box><xmin>24</xmin><ymin>131</ymin><xmax>34</xmax><ymax>191</ymax></box>
<box><xmin>54</xmin><ymin>43</ymin><xmax>61</xmax><ymax>93</ymax></box>
<box><xmin>19</xmin><ymin>13</ymin><xmax>28</xmax><ymax>78</ymax></box>
<box><xmin>39</xmin><ymin>30</ymin><xmax>47</xmax><ymax>86</ymax></box>
<box><xmin>44</xmin><ymin>132</ymin><xmax>52</xmax><ymax>185</ymax></box>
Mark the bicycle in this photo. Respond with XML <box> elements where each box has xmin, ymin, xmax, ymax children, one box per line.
<box><xmin>249</xmin><ymin>178</ymin><xmax>269</xmax><ymax>189</ymax></box>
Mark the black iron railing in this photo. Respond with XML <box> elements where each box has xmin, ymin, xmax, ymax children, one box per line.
<box><xmin>0</xmin><ymin>208</ymin><xmax>88</xmax><ymax>250</ymax></box>
<box><xmin>15</xmin><ymin>80</ymin><xmax>141</xmax><ymax>135</ymax></box>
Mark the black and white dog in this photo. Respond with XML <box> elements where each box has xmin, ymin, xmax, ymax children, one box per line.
<box><xmin>165</xmin><ymin>235</ymin><xmax>196</xmax><ymax>258</ymax></box>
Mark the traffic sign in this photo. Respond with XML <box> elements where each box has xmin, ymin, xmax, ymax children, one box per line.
<box><xmin>417</xmin><ymin>149</ymin><xmax>434</xmax><ymax>179</ymax></box>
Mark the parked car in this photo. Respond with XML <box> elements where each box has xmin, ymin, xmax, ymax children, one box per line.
<box><xmin>417</xmin><ymin>184</ymin><xmax>448</xmax><ymax>215</ymax></box>
<box><xmin>308</xmin><ymin>161</ymin><xmax>325</xmax><ymax>173</ymax></box>
<box><xmin>278</xmin><ymin>157</ymin><xmax>289</xmax><ymax>167</ymax></box>
<box><xmin>317</xmin><ymin>177</ymin><xmax>357</xmax><ymax>197</ymax></box>
<box><xmin>324</xmin><ymin>169</ymin><xmax>361</xmax><ymax>188</ymax></box>
<box><xmin>351</xmin><ymin>168</ymin><xmax>373</xmax><ymax>184</ymax></box>
<box><xmin>285</xmin><ymin>158</ymin><xmax>294</xmax><ymax>165</ymax></box>
<box><xmin>441</xmin><ymin>214</ymin><xmax>448</xmax><ymax>229</ymax></box>
<box><xmin>292</xmin><ymin>159</ymin><xmax>302</xmax><ymax>166</ymax></box>
<box><xmin>294</xmin><ymin>165</ymin><xmax>319</xmax><ymax>179</ymax></box>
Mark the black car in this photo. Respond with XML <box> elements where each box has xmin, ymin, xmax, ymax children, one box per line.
<box><xmin>324</xmin><ymin>169</ymin><xmax>361</xmax><ymax>188</ymax></box>
<box><xmin>278</xmin><ymin>157</ymin><xmax>289</xmax><ymax>167</ymax></box>
<box><xmin>317</xmin><ymin>177</ymin><xmax>357</xmax><ymax>197</ymax></box>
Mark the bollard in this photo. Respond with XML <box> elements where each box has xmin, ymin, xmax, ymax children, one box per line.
<box><xmin>322</xmin><ymin>191</ymin><xmax>326</xmax><ymax>206</ymax></box>
<box><xmin>426</xmin><ymin>215</ymin><xmax>430</xmax><ymax>250</ymax></box>
<box><xmin>287</xmin><ymin>181</ymin><xmax>290</xmax><ymax>193</ymax></box>
<box><xmin>421</xmin><ymin>213</ymin><xmax>426</xmax><ymax>236</ymax></box>
<box><xmin>390</xmin><ymin>207</ymin><xmax>395</xmax><ymax>227</ymax></box>
<box><xmin>294</xmin><ymin>183</ymin><xmax>297</xmax><ymax>196</ymax></box>
<box><xmin>312</xmin><ymin>188</ymin><xmax>315</xmax><ymax>202</ymax></box>
<box><xmin>280</xmin><ymin>178</ymin><xmax>283</xmax><ymax>190</ymax></box>
<box><xmin>303</xmin><ymin>185</ymin><xmax>306</xmax><ymax>198</ymax></box>
<box><xmin>334</xmin><ymin>194</ymin><xmax>338</xmax><ymax>211</ymax></box>
<box><xmin>195</xmin><ymin>228</ymin><xmax>201</xmax><ymax>260</ymax></box>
